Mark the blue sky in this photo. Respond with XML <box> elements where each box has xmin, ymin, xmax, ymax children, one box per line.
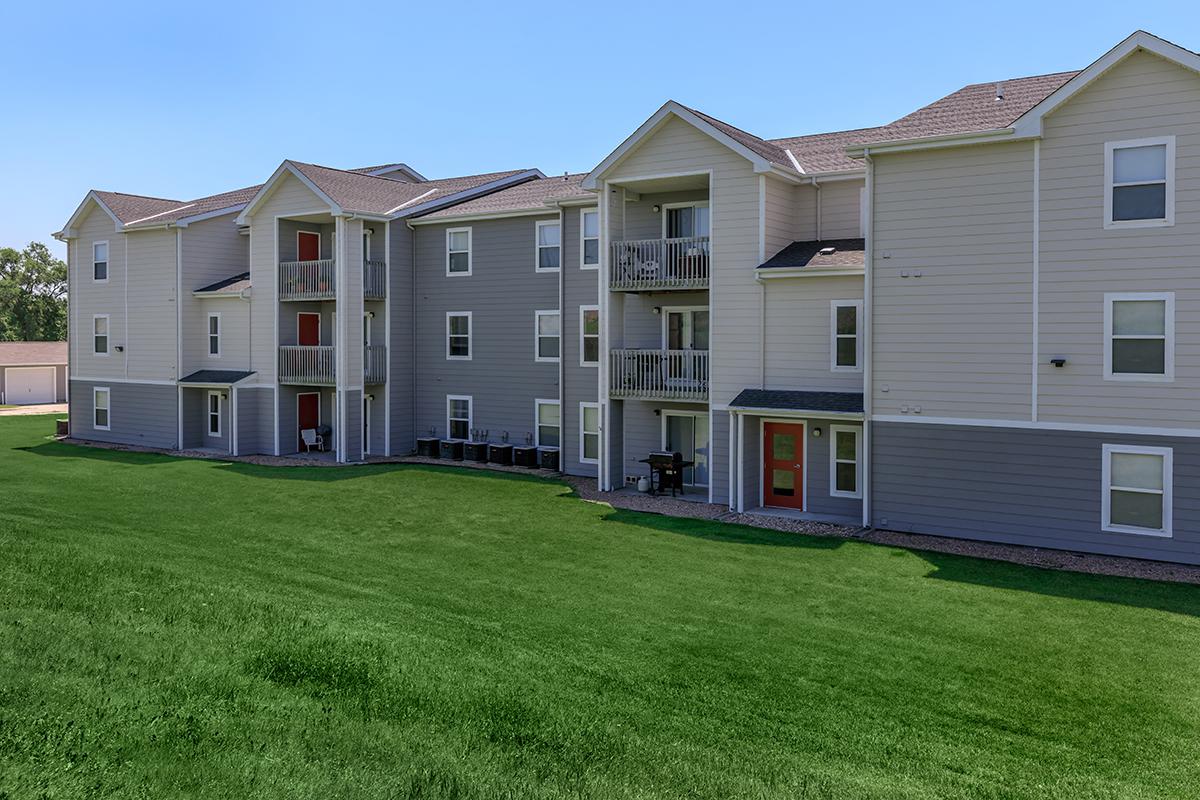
<box><xmin>2</xmin><ymin>1</ymin><xmax>1196</xmax><ymax>258</ymax></box>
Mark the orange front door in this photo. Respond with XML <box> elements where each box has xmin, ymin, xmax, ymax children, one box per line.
<box><xmin>298</xmin><ymin>393</ymin><xmax>319</xmax><ymax>450</ymax></box>
<box><xmin>763</xmin><ymin>422</ymin><xmax>805</xmax><ymax>509</ymax></box>
<box><xmin>297</xmin><ymin>231</ymin><xmax>320</xmax><ymax>261</ymax></box>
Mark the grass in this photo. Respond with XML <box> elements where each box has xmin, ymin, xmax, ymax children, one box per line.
<box><xmin>0</xmin><ymin>414</ymin><xmax>1198</xmax><ymax>799</ymax></box>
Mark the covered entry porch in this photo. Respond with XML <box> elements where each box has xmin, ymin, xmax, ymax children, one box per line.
<box><xmin>176</xmin><ymin>370</ymin><xmax>256</xmax><ymax>455</ymax></box>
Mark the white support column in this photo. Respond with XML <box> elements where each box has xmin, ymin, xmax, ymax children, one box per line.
<box><xmin>231</xmin><ymin>386</ymin><xmax>239</xmax><ymax>456</ymax></box>
<box><xmin>736</xmin><ymin>411</ymin><xmax>745</xmax><ymax>513</ymax></box>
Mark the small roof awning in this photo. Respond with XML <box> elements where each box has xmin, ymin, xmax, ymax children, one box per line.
<box><xmin>757</xmin><ymin>238</ymin><xmax>864</xmax><ymax>278</ymax></box>
<box><xmin>194</xmin><ymin>272</ymin><xmax>251</xmax><ymax>297</ymax></box>
<box><xmin>729</xmin><ymin>389</ymin><xmax>864</xmax><ymax>417</ymax></box>
<box><xmin>178</xmin><ymin>370</ymin><xmax>255</xmax><ymax>386</ymax></box>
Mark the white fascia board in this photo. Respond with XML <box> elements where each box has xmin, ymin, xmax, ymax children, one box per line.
<box><xmin>756</xmin><ymin>267</ymin><xmax>865</xmax><ymax>281</ymax></box>
<box><xmin>845</xmin><ymin>128</ymin><xmax>1018</xmax><ymax>158</ymax></box>
<box><xmin>235</xmin><ymin>161</ymin><xmax>342</xmax><ymax>225</ymax></box>
<box><xmin>367</xmin><ymin>163</ymin><xmax>428</xmax><ymax>181</ymax></box>
<box><xmin>58</xmin><ymin>191</ymin><xmax>123</xmax><ymax>238</ymax></box>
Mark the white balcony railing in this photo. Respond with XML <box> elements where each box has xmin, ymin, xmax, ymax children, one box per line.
<box><xmin>364</xmin><ymin>260</ymin><xmax>386</xmax><ymax>300</ymax></box>
<box><xmin>364</xmin><ymin>345</ymin><xmax>386</xmax><ymax>384</ymax></box>
<box><xmin>610</xmin><ymin>236</ymin><xmax>709</xmax><ymax>291</ymax></box>
<box><xmin>609</xmin><ymin>349</ymin><xmax>708</xmax><ymax>401</ymax></box>
<box><xmin>279</xmin><ymin>345</ymin><xmax>335</xmax><ymax>385</ymax></box>
<box><xmin>280</xmin><ymin>260</ymin><xmax>335</xmax><ymax>301</ymax></box>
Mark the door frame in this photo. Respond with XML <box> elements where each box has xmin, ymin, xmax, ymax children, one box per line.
<box><xmin>296</xmin><ymin>312</ymin><xmax>321</xmax><ymax>346</ymax></box>
<box><xmin>296</xmin><ymin>230</ymin><xmax>321</xmax><ymax>261</ymax></box>
<box><xmin>660</xmin><ymin>409</ymin><xmax>710</xmax><ymax>487</ymax></box>
<box><xmin>296</xmin><ymin>391</ymin><xmax>320</xmax><ymax>450</ymax></box>
<box><xmin>759</xmin><ymin>418</ymin><xmax>807</xmax><ymax>511</ymax></box>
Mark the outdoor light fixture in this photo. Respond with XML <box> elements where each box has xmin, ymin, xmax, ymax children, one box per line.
<box><xmin>652</xmin><ymin>204</ymin><xmax>661</xmax><ymax>213</ymax></box>
<box><xmin>812</xmin><ymin>427</ymin><xmax>823</xmax><ymax>438</ymax></box>
<box><xmin>652</xmin><ymin>306</ymin><xmax>662</xmax><ymax>315</ymax></box>
<box><xmin>1050</xmin><ymin>357</ymin><xmax>1067</xmax><ymax>368</ymax></box>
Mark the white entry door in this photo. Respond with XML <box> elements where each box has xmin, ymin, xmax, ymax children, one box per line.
<box><xmin>5</xmin><ymin>367</ymin><xmax>55</xmax><ymax>404</ymax></box>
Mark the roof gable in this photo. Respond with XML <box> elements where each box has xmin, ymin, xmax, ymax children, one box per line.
<box><xmin>235</xmin><ymin>162</ymin><xmax>342</xmax><ymax>223</ymax></box>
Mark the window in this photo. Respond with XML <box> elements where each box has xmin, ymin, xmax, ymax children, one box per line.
<box><xmin>1104</xmin><ymin>293</ymin><xmax>1173</xmax><ymax>381</ymax></box>
<box><xmin>535</xmin><ymin>310</ymin><xmax>560</xmax><ymax>362</ymax></box>
<box><xmin>93</xmin><ymin>387</ymin><xmax>110</xmax><ymax>431</ymax></box>
<box><xmin>207</xmin><ymin>391</ymin><xmax>222</xmax><ymax>437</ymax></box>
<box><xmin>829</xmin><ymin>425</ymin><xmax>862</xmax><ymax>499</ymax></box>
<box><xmin>1102</xmin><ymin>444</ymin><xmax>1172</xmax><ymax>537</ymax></box>
<box><xmin>447</xmin><ymin>312</ymin><xmax>472</xmax><ymax>360</ymax></box>
<box><xmin>1105</xmin><ymin>136</ymin><xmax>1174</xmax><ymax>228</ymax></box>
<box><xmin>93</xmin><ymin>315</ymin><xmax>109</xmax><ymax>355</ymax></box>
<box><xmin>580</xmin><ymin>209</ymin><xmax>599</xmax><ymax>268</ymax></box>
<box><xmin>579</xmin><ymin>402</ymin><xmax>600</xmax><ymax>464</ymax></box>
<box><xmin>663</xmin><ymin>203</ymin><xmax>710</xmax><ymax>239</ymax></box>
<box><xmin>446</xmin><ymin>227</ymin><xmax>471</xmax><ymax>275</ymax></box>
<box><xmin>830</xmin><ymin>301</ymin><xmax>862</xmax><ymax>371</ymax></box>
<box><xmin>447</xmin><ymin>395</ymin><xmax>472</xmax><ymax>440</ymax></box>
<box><xmin>536</xmin><ymin>220</ymin><xmax>560</xmax><ymax>272</ymax></box>
<box><xmin>207</xmin><ymin>313</ymin><xmax>221</xmax><ymax>357</ymax></box>
<box><xmin>93</xmin><ymin>241</ymin><xmax>109</xmax><ymax>281</ymax></box>
<box><xmin>536</xmin><ymin>399</ymin><xmax>560</xmax><ymax>448</ymax></box>
<box><xmin>580</xmin><ymin>306</ymin><xmax>599</xmax><ymax>366</ymax></box>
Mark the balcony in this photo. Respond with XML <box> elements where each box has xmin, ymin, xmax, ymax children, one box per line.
<box><xmin>279</xmin><ymin>259</ymin><xmax>387</xmax><ymax>301</ymax></box>
<box><xmin>364</xmin><ymin>345</ymin><xmax>386</xmax><ymax>384</ymax></box>
<box><xmin>364</xmin><ymin>260</ymin><xmax>386</xmax><ymax>300</ymax></box>
<box><xmin>609</xmin><ymin>349</ymin><xmax>708</xmax><ymax>402</ymax></box>
<box><xmin>610</xmin><ymin>236</ymin><xmax>709</xmax><ymax>291</ymax></box>
<box><xmin>279</xmin><ymin>345</ymin><xmax>335</xmax><ymax>386</ymax></box>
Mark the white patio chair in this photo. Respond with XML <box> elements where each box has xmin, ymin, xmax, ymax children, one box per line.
<box><xmin>301</xmin><ymin>428</ymin><xmax>324</xmax><ymax>453</ymax></box>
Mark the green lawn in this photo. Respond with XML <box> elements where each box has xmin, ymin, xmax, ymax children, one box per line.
<box><xmin>1</xmin><ymin>415</ymin><xmax>1198</xmax><ymax>799</ymax></box>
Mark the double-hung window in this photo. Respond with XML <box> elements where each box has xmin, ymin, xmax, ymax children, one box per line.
<box><xmin>93</xmin><ymin>387</ymin><xmax>110</xmax><ymax>431</ymax></box>
<box><xmin>447</xmin><ymin>395</ymin><xmax>472</xmax><ymax>440</ymax></box>
<box><xmin>93</xmin><ymin>315</ymin><xmax>110</xmax><ymax>355</ymax></box>
<box><xmin>207</xmin><ymin>391</ymin><xmax>222</xmax><ymax>437</ymax></box>
<box><xmin>93</xmin><ymin>241</ymin><xmax>109</xmax><ymax>281</ymax></box>
<box><xmin>579</xmin><ymin>402</ymin><xmax>600</xmax><ymax>464</ymax></box>
<box><xmin>1104</xmin><ymin>293</ymin><xmax>1173</xmax><ymax>381</ymax></box>
<box><xmin>831</xmin><ymin>300</ymin><xmax>862</xmax><ymax>372</ymax></box>
<box><xmin>536</xmin><ymin>399</ymin><xmax>560</xmax><ymax>448</ymax></box>
<box><xmin>207</xmin><ymin>313</ymin><xmax>221</xmax><ymax>357</ymax></box>
<box><xmin>1102</xmin><ymin>444</ymin><xmax>1172</xmax><ymax>537</ymax></box>
<box><xmin>580</xmin><ymin>210</ymin><xmax>599</xmax><ymax>268</ymax></box>
<box><xmin>447</xmin><ymin>312</ymin><xmax>472</xmax><ymax>360</ymax></box>
<box><xmin>536</xmin><ymin>220</ymin><xmax>561</xmax><ymax>272</ymax></box>
<box><xmin>829</xmin><ymin>425</ymin><xmax>862</xmax><ymax>499</ymax></box>
<box><xmin>535</xmin><ymin>310</ymin><xmax>560</xmax><ymax>362</ymax></box>
<box><xmin>447</xmin><ymin>228</ymin><xmax>472</xmax><ymax>275</ymax></box>
<box><xmin>1105</xmin><ymin>136</ymin><xmax>1174</xmax><ymax>228</ymax></box>
<box><xmin>579</xmin><ymin>306</ymin><xmax>599</xmax><ymax>366</ymax></box>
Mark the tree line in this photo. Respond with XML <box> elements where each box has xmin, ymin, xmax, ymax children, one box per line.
<box><xmin>0</xmin><ymin>242</ymin><xmax>67</xmax><ymax>341</ymax></box>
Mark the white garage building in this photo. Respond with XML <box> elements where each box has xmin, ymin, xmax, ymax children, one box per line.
<box><xmin>0</xmin><ymin>342</ymin><xmax>68</xmax><ymax>405</ymax></box>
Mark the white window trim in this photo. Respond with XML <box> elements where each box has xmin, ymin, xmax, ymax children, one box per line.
<box><xmin>92</xmin><ymin>240</ymin><xmax>109</xmax><ymax>283</ymax></box>
<box><xmin>1103</xmin><ymin>292</ymin><xmax>1174</xmax><ymax>382</ymax></box>
<box><xmin>580</xmin><ymin>208</ymin><xmax>600</xmax><ymax>270</ymax></box>
<box><xmin>535</xmin><ymin>309</ymin><xmax>561</xmax><ymax>363</ymax></box>
<box><xmin>446</xmin><ymin>394</ymin><xmax>473</xmax><ymax>441</ymax></box>
<box><xmin>535</xmin><ymin>219</ymin><xmax>561</xmax><ymax>273</ymax></box>
<box><xmin>446</xmin><ymin>311</ymin><xmax>472</xmax><ymax>361</ymax></box>
<box><xmin>93</xmin><ymin>314</ymin><xmax>110</xmax><ymax>357</ymax></box>
<box><xmin>535</xmin><ymin>398</ymin><xmax>561</xmax><ymax>448</ymax></box>
<box><xmin>830</xmin><ymin>300</ymin><xmax>863</xmax><ymax>373</ymax></box>
<box><xmin>296</xmin><ymin>230</ymin><xmax>321</xmax><ymax>260</ymax></box>
<box><xmin>579</xmin><ymin>305</ymin><xmax>600</xmax><ymax>367</ymax></box>
<box><xmin>579</xmin><ymin>401</ymin><xmax>600</xmax><ymax>464</ymax></box>
<box><xmin>207</xmin><ymin>391</ymin><xmax>222</xmax><ymax>438</ymax></box>
<box><xmin>446</xmin><ymin>227</ymin><xmax>472</xmax><ymax>277</ymax></box>
<box><xmin>828</xmin><ymin>424</ymin><xmax>863</xmax><ymax>499</ymax></box>
<box><xmin>1103</xmin><ymin>136</ymin><xmax>1175</xmax><ymax>229</ymax></box>
<box><xmin>93</xmin><ymin>386</ymin><xmax>110</xmax><ymax>431</ymax></box>
<box><xmin>1101</xmin><ymin>443</ymin><xmax>1172</xmax><ymax>537</ymax></box>
<box><xmin>207</xmin><ymin>312</ymin><xmax>221</xmax><ymax>358</ymax></box>
<box><xmin>660</xmin><ymin>201</ymin><xmax>710</xmax><ymax>239</ymax></box>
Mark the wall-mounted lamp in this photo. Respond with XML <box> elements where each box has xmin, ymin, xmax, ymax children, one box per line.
<box><xmin>366</xmin><ymin>311</ymin><xmax>376</xmax><ymax>319</ymax></box>
<box><xmin>115</xmin><ymin>345</ymin><xmax>125</xmax><ymax>352</ymax></box>
<box><xmin>812</xmin><ymin>427</ymin><xmax>823</xmax><ymax>438</ymax></box>
<box><xmin>652</xmin><ymin>204</ymin><xmax>661</xmax><ymax>213</ymax></box>
<box><xmin>367</xmin><ymin>394</ymin><xmax>375</xmax><ymax>401</ymax></box>
<box><xmin>1050</xmin><ymin>357</ymin><xmax>1067</xmax><ymax>368</ymax></box>
<box><xmin>221</xmin><ymin>392</ymin><xmax>229</xmax><ymax>399</ymax></box>
<box><xmin>652</xmin><ymin>306</ymin><xmax>662</xmax><ymax>315</ymax></box>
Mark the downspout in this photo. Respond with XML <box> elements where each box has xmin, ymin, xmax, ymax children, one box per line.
<box><xmin>557</xmin><ymin>205</ymin><xmax>565</xmax><ymax>473</ymax></box>
<box><xmin>861</xmin><ymin>149</ymin><xmax>873</xmax><ymax>528</ymax></box>
<box><xmin>408</xmin><ymin>220</ymin><xmax>417</xmax><ymax>448</ymax></box>
<box><xmin>811</xmin><ymin>176</ymin><xmax>823</xmax><ymax>241</ymax></box>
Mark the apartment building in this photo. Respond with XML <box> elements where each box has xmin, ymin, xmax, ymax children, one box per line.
<box><xmin>56</xmin><ymin>31</ymin><xmax>1200</xmax><ymax>565</ymax></box>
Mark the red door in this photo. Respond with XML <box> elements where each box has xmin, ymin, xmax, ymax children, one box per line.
<box><xmin>763</xmin><ymin>422</ymin><xmax>805</xmax><ymax>509</ymax></box>
<box><xmin>297</xmin><ymin>313</ymin><xmax>321</xmax><ymax>346</ymax></box>
<box><xmin>297</xmin><ymin>393</ymin><xmax>319</xmax><ymax>450</ymax></box>
<box><xmin>297</xmin><ymin>231</ymin><xmax>320</xmax><ymax>262</ymax></box>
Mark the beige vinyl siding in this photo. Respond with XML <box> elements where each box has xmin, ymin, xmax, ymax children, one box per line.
<box><xmin>180</xmin><ymin>213</ymin><xmax>249</xmax><ymax>375</ymax></box>
<box><xmin>790</xmin><ymin>178</ymin><xmax>865</xmax><ymax>245</ymax></box>
<box><xmin>1037</xmin><ymin>49</ymin><xmax>1200</xmax><ymax>428</ymax></box>
<box><xmin>72</xmin><ymin>204</ymin><xmax>126</xmax><ymax>379</ymax></box>
<box><xmin>764</xmin><ymin>175</ymin><xmax>801</xmax><ymax>259</ymax></box>
<box><xmin>123</xmin><ymin>228</ymin><xmax>178</xmax><ymax>381</ymax></box>
<box><xmin>764</xmin><ymin>275</ymin><xmax>864</xmax><ymax>391</ymax></box>
<box><xmin>871</xmin><ymin>141</ymin><xmax>1035</xmax><ymax>420</ymax></box>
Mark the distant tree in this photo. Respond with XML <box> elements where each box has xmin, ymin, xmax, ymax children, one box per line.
<box><xmin>0</xmin><ymin>242</ymin><xmax>68</xmax><ymax>341</ymax></box>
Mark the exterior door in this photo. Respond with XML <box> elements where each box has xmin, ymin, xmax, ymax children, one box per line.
<box><xmin>297</xmin><ymin>231</ymin><xmax>320</xmax><ymax>262</ymax></box>
<box><xmin>297</xmin><ymin>313</ymin><xmax>320</xmax><ymax>346</ymax></box>
<box><xmin>664</xmin><ymin>413</ymin><xmax>710</xmax><ymax>486</ymax></box>
<box><xmin>297</xmin><ymin>392</ymin><xmax>319</xmax><ymax>450</ymax></box>
<box><xmin>763</xmin><ymin>422</ymin><xmax>805</xmax><ymax>509</ymax></box>
<box><xmin>363</xmin><ymin>396</ymin><xmax>371</xmax><ymax>455</ymax></box>
<box><xmin>5</xmin><ymin>366</ymin><xmax>56</xmax><ymax>404</ymax></box>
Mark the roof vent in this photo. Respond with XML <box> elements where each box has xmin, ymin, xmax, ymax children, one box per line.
<box><xmin>819</xmin><ymin>246</ymin><xmax>837</xmax><ymax>256</ymax></box>
<box><xmin>994</xmin><ymin>82</ymin><xmax>1005</xmax><ymax>102</ymax></box>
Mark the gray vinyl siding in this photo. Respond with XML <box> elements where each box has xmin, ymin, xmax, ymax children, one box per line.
<box><xmin>388</xmin><ymin>221</ymin><xmax>415</xmax><ymax>455</ymax></box>
<box><xmin>763</xmin><ymin>275</ymin><xmax>863</xmax><ymax>392</ymax></box>
<box><xmin>343</xmin><ymin>388</ymin><xmax>363</xmax><ymax>460</ymax></box>
<box><xmin>180</xmin><ymin>214</ymin><xmax>250</xmax><ymax>376</ymax></box>
<box><xmin>872</xmin><ymin>421</ymin><xmax>1200</xmax><ymax>565</ymax></box>
<box><xmin>561</xmin><ymin>205</ymin><xmax>600</xmax><ymax>477</ymax></box>
<box><xmin>411</xmin><ymin>216</ymin><xmax>560</xmax><ymax>453</ymax></box>
<box><xmin>236</xmin><ymin>387</ymin><xmax>272</xmax><ymax>455</ymax></box>
<box><xmin>621</xmin><ymin>290</ymin><xmax>708</xmax><ymax>349</ymax></box>
<box><xmin>1037</xmin><ymin>49</ymin><xmax>1200</xmax><ymax>428</ymax></box>
<box><xmin>278</xmin><ymin>220</ymin><xmax>334</xmax><ymax>262</ymax></box>
<box><xmin>0</xmin><ymin>365</ymin><xmax>67</xmax><ymax>404</ymax></box>
<box><xmin>620</xmin><ymin>401</ymin><xmax>709</xmax><ymax>486</ymax></box>
<box><xmin>69</xmin><ymin>379</ymin><xmax>177</xmax><ymax>448</ymax></box>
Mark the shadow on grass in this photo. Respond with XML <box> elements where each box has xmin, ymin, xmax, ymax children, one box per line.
<box><xmin>596</xmin><ymin>507</ymin><xmax>844</xmax><ymax>550</ymax></box>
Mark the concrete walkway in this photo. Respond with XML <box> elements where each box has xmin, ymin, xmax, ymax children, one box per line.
<box><xmin>0</xmin><ymin>403</ymin><xmax>68</xmax><ymax>416</ymax></box>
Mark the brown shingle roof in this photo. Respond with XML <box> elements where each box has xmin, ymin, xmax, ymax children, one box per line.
<box><xmin>682</xmin><ymin>105</ymin><xmax>794</xmax><ymax>169</ymax></box>
<box><xmin>92</xmin><ymin>191</ymin><xmax>184</xmax><ymax>225</ymax></box>
<box><xmin>0</xmin><ymin>341</ymin><xmax>67</xmax><ymax>366</ymax></box>
<box><xmin>290</xmin><ymin>162</ymin><xmax>534</xmax><ymax>216</ymax></box>
<box><xmin>768</xmin><ymin>128</ymin><xmax>889</xmax><ymax>174</ymax></box>
<box><xmin>418</xmin><ymin>174</ymin><xmax>591</xmax><ymax>219</ymax></box>
<box><xmin>759</xmin><ymin>239</ymin><xmax>865</xmax><ymax>269</ymax></box>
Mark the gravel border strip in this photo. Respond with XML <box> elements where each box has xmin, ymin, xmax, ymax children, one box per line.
<box><xmin>55</xmin><ymin>437</ymin><xmax>1200</xmax><ymax>585</ymax></box>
